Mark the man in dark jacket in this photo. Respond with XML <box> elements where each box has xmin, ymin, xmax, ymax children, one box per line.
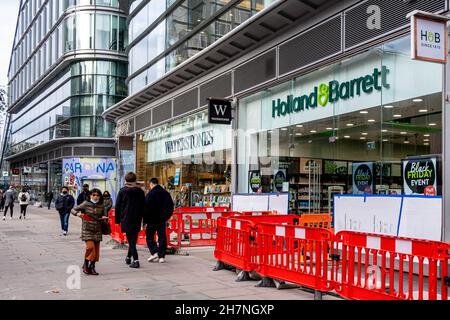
<box><xmin>55</xmin><ymin>186</ymin><xmax>75</xmax><ymax>236</ymax></box>
<box><xmin>77</xmin><ymin>184</ymin><xmax>90</xmax><ymax>206</ymax></box>
<box><xmin>115</xmin><ymin>172</ymin><xmax>146</xmax><ymax>268</ymax></box>
<box><xmin>144</xmin><ymin>178</ymin><xmax>174</xmax><ymax>264</ymax></box>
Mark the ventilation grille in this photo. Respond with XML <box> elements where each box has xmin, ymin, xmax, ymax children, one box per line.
<box><xmin>200</xmin><ymin>73</ymin><xmax>232</xmax><ymax>107</ymax></box>
<box><xmin>279</xmin><ymin>15</ymin><xmax>342</xmax><ymax>76</ymax></box>
<box><xmin>152</xmin><ymin>101</ymin><xmax>172</xmax><ymax>125</ymax></box>
<box><xmin>345</xmin><ymin>0</ymin><xmax>446</xmax><ymax>49</ymax></box>
<box><xmin>73</xmin><ymin>147</ymin><xmax>92</xmax><ymax>156</ymax></box>
<box><xmin>94</xmin><ymin>147</ymin><xmax>116</xmax><ymax>157</ymax></box>
<box><xmin>234</xmin><ymin>49</ymin><xmax>276</xmax><ymax>94</ymax></box>
<box><xmin>135</xmin><ymin>109</ymin><xmax>152</xmax><ymax>131</ymax></box>
<box><xmin>173</xmin><ymin>88</ymin><xmax>198</xmax><ymax>117</ymax></box>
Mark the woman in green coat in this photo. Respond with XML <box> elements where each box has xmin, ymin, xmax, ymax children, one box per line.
<box><xmin>71</xmin><ymin>188</ymin><xmax>108</xmax><ymax>275</ymax></box>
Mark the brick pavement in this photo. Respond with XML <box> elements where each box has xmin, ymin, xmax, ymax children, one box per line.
<box><xmin>0</xmin><ymin>204</ymin><xmax>341</xmax><ymax>300</ymax></box>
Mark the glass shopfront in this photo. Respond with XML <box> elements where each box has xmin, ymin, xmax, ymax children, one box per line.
<box><xmin>237</xmin><ymin>36</ymin><xmax>443</xmax><ymax>214</ymax></box>
<box><xmin>136</xmin><ymin>110</ymin><xmax>232</xmax><ymax>207</ymax></box>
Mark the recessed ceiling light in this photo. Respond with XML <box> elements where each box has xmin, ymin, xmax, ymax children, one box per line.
<box><xmin>384</xmin><ymin>105</ymin><xmax>394</xmax><ymax>109</ymax></box>
<box><xmin>295</xmin><ymin>133</ymin><xmax>303</xmax><ymax>136</ymax></box>
<box><xmin>281</xmin><ymin>128</ymin><xmax>288</xmax><ymax>131</ymax></box>
<box><xmin>400</xmin><ymin>132</ymin><xmax>407</xmax><ymax>135</ymax></box>
<box><xmin>429</xmin><ymin>123</ymin><xmax>437</xmax><ymax>126</ymax></box>
<box><xmin>360</xmin><ymin>137</ymin><xmax>366</xmax><ymax>140</ymax></box>
<box><xmin>404</xmin><ymin>141</ymin><xmax>410</xmax><ymax>144</ymax></box>
<box><xmin>424</xmin><ymin>143</ymin><xmax>430</xmax><ymax>146</ymax></box>
<box><xmin>310</xmin><ymin>130</ymin><xmax>317</xmax><ymax>133</ymax></box>
<box><xmin>346</xmin><ymin>123</ymin><xmax>354</xmax><ymax>127</ymax></box>
<box><xmin>393</xmin><ymin>114</ymin><xmax>402</xmax><ymax>118</ymax></box>
<box><xmin>344</xmin><ymin>136</ymin><xmax>351</xmax><ymax>139</ymax></box>
<box><xmin>424</xmin><ymin>134</ymin><xmax>430</xmax><ymax>137</ymax></box>
<box><xmin>360</xmin><ymin>111</ymin><xmax>369</xmax><ymax>114</ymax></box>
<box><xmin>296</xmin><ymin>125</ymin><xmax>303</xmax><ymax>128</ymax></box>
<box><xmin>382</xmin><ymin>139</ymin><xmax>389</xmax><ymax>142</ymax></box>
<box><xmin>334</xmin><ymin>128</ymin><xmax>339</xmax><ymax>131</ymax></box>
<box><xmin>419</xmin><ymin>109</ymin><xmax>428</xmax><ymax>113</ymax></box>
<box><xmin>368</xmin><ymin>119</ymin><xmax>376</xmax><ymax>123</ymax></box>
<box><xmin>361</xmin><ymin>133</ymin><xmax>368</xmax><ymax>136</ymax></box>
<box><xmin>424</xmin><ymin>139</ymin><xmax>430</xmax><ymax>142</ymax></box>
<box><xmin>381</xmin><ymin>129</ymin><xmax>388</xmax><ymax>133</ymax></box>
<box><xmin>326</xmin><ymin>127</ymin><xmax>333</xmax><ymax>130</ymax></box>
<box><xmin>289</xmin><ymin>134</ymin><xmax>293</xmax><ymax>136</ymax></box>
<box><xmin>413</xmin><ymin>98</ymin><xmax>423</xmax><ymax>103</ymax></box>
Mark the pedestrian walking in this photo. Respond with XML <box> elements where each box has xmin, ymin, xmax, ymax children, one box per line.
<box><xmin>77</xmin><ymin>184</ymin><xmax>90</xmax><ymax>206</ymax></box>
<box><xmin>47</xmin><ymin>191</ymin><xmax>54</xmax><ymax>210</ymax></box>
<box><xmin>18</xmin><ymin>188</ymin><xmax>31</xmax><ymax>219</ymax></box>
<box><xmin>3</xmin><ymin>186</ymin><xmax>16</xmax><ymax>220</ymax></box>
<box><xmin>55</xmin><ymin>186</ymin><xmax>75</xmax><ymax>236</ymax></box>
<box><xmin>71</xmin><ymin>188</ymin><xmax>108</xmax><ymax>275</ymax></box>
<box><xmin>115</xmin><ymin>172</ymin><xmax>145</xmax><ymax>268</ymax></box>
<box><xmin>144</xmin><ymin>178</ymin><xmax>174</xmax><ymax>264</ymax></box>
<box><xmin>103</xmin><ymin>191</ymin><xmax>113</xmax><ymax>216</ymax></box>
<box><xmin>0</xmin><ymin>189</ymin><xmax>4</xmax><ymax>212</ymax></box>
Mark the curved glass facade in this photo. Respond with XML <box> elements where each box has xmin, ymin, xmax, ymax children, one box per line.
<box><xmin>127</xmin><ymin>0</ymin><xmax>276</xmax><ymax>95</ymax></box>
<box><xmin>10</xmin><ymin>60</ymin><xmax>127</xmax><ymax>155</ymax></box>
<box><xmin>9</xmin><ymin>0</ymin><xmax>127</xmax><ymax>106</ymax></box>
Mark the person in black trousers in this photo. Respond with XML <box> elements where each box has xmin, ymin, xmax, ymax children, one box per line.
<box><xmin>115</xmin><ymin>172</ymin><xmax>145</xmax><ymax>268</ymax></box>
<box><xmin>144</xmin><ymin>178</ymin><xmax>174</xmax><ymax>264</ymax></box>
<box><xmin>47</xmin><ymin>191</ymin><xmax>54</xmax><ymax>210</ymax></box>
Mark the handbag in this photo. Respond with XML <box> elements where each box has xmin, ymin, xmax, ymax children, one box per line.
<box><xmin>101</xmin><ymin>220</ymin><xmax>111</xmax><ymax>235</ymax></box>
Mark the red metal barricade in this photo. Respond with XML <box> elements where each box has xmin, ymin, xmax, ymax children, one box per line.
<box><xmin>214</xmin><ymin>215</ymin><xmax>300</xmax><ymax>272</ymax></box>
<box><xmin>255</xmin><ymin>223</ymin><xmax>335</xmax><ymax>293</ymax></box>
<box><xmin>237</xmin><ymin>211</ymin><xmax>278</xmax><ymax>216</ymax></box>
<box><xmin>333</xmin><ymin>231</ymin><xmax>450</xmax><ymax>300</ymax></box>
<box><xmin>173</xmin><ymin>207</ymin><xmax>230</xmax><ymax>214</ymax></box>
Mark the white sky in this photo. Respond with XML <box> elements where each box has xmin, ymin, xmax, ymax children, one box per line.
<box><xmin>0</xmin><ymin>0</ymin><xmax>20</xmax><ymax>88</ymax></box>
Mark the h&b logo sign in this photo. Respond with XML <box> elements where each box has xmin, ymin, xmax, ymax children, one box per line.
<box><xmin>208</xmin><ymin>98</ymin><xmax>232</xmax><ymax>125</ymax></box>
<box><xmin>421</xmin><ymin>30</ymin><xmax>441</xmax><ymax>45</ymax></box>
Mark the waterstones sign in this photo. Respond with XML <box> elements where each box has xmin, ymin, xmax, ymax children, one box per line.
<box><xmin>146</xmin><ymin>125</ymin><xmax>231</xmax><ymax>162</ymax></box>
<box><xmin>272</xmin><ymin>67</ymin><xmax>390</xmax><ymax>118</ymax></box>
<box><xmin>165</xmin><ymin>130</ymin><xmax>214</xmax><ymax>154</ymax></box>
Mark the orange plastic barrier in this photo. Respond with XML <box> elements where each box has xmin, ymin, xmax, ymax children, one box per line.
<box><xmin>299</xmin><ymin>214</ymin><xmax>333</xmax><ymax>232</ymax></box>
<box><xmin>256</xmin><ymin>223</ymin><xmax>335</xmax><ymax>293</ymax></box>
<box><xmin>167</xmin><ymin>211</ymin><xmax>236</xmax><ymax>248</ymax></box>
<box><xmin>333</xmin><ymin>231</ymin><xmax>450</xmax><ymax>300</ymax></box>
<box><xmin>214</xmin><ymin>215</ymin><xmax>300</xmax><ymax>272</ymax></box>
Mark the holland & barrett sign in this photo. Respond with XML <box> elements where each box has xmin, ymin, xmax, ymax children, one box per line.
<box><xmin>403</xmin><ymin>157</ymin><xmax>437</xmax><ymax>196</ymax></box>
<box><xmin>272</xmin><ymin>67</ymin><xmax>390</xmax><ymax>118</ymax></box>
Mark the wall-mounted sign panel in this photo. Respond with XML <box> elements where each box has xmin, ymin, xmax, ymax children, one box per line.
<box><xmin>410</xmin><ymin>11</ymin><xmax>449</xmax><ymax>64</ymax></box>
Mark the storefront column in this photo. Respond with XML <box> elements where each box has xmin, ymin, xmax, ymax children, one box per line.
<box><xmin>444</xmin><ymin>32</ymin><xmax>450</xmax><ymax>243</ymax></box>
<box><xmin>47</xmin><ymin>161</ymin><xmax>51</xmax><ymax>193</ymax></box>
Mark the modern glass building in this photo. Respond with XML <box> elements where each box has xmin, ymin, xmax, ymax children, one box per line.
<box><xmin>5</xmin><ymin>0</ymin><xmax>129</xmax><ymax>201</ymax></box>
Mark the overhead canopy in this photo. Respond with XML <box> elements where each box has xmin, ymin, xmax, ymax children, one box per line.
<box><xmin>103</xmin><ymin>0</ymin><xmax>338</xmax><ymax>122</ymax></box>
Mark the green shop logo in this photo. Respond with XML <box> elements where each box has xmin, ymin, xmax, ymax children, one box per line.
<box><xmin>272</xmin><ymin>66</ymin><xmax>390</xmax><ymax>118</ymax></box>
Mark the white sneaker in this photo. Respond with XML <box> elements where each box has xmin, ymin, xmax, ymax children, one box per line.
<box><xmin>2</xmin><ymin>216</ymin><xmax>5</xmax><ymax>221</ymax></box>
<box><xmin>158</xmin><ymin>258</ymin><xmax>166</xmax><ymax>263</ymax></box>
<box><xmin>63</xmin><ymin>231</ymin><xmax>67</xmax><ymax>236</ymax></box>
<box><xmin>147</xmin><ymin>253</ymin><xmax>159</xmax><ymax>262</ymax></box>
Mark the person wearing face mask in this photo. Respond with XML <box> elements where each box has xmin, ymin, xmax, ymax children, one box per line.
<box><xmin>71</xmin><ymin>188</ymin><xmax>107</xmax><ymax>275</ymax></box>
<box><xmin>54</xmin><ymin>187</ymin><xmax>75</xmax><ymax>236</ymax></box>
<box><xmin>102</xmin><ymin>191</ymin><xmax>113</xmax><ymax>216</ymax></box>
<box><xmin>77</xmin><ymin>184</ymin><xmax>90</xmax><ymax>206</ymax></box>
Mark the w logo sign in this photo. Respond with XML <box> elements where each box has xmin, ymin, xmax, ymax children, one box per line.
<box><xmin>214</xmin><ymin>104</ymin><xmax>228</xmax><ymax>116</ymax></box>
<box><xmin>208</xmin><ymin>98</ymin><xmax>232</xmax><ymax>125</ymax></box>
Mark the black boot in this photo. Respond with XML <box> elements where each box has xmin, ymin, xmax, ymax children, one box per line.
<box><xmin>89</xmin><ymin>261</ymin><xmax>99</xmax><ymax>275</ymax></box>
<box><xmin>83</xmin><ymin>259</ymin><xmax>91</xmax><ymax>275</ymax></box>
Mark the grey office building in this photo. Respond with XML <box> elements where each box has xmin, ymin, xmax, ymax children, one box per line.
<box><xmin>5</xmin><ymin>0</ymin><xmax>129</xmax><ymax>200</ymax></box>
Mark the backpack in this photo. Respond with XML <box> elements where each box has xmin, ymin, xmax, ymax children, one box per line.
<box><xmin>161</xmin><ymin>192</ymin><xmax>174</xmax><ymax>222</ymax></box>
<box><xmin>20</xmin><ymin>193</ymin><xmax>27</xmax><ymax>202</ymax></box>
